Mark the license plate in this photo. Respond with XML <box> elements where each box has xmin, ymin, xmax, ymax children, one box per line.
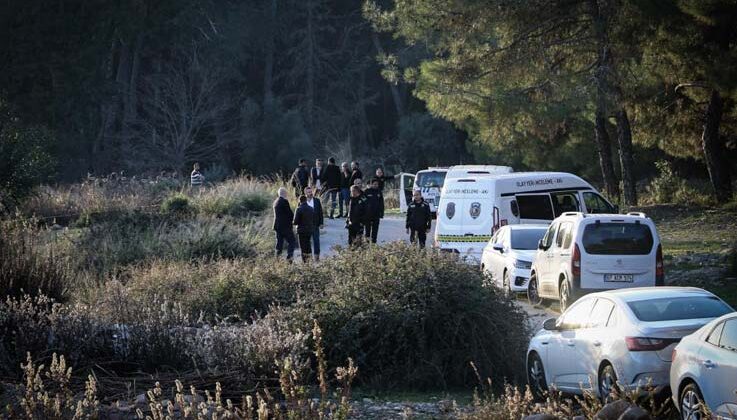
<box><xmin>605</xmin><ymin>274</ymin><xmax>633</xmax><ymax>282</ymax></box>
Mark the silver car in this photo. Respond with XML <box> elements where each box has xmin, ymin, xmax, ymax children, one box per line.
<box><xmin>526</xmin><ymin>287</ymin><xmax>733</xmax><ymax>400</ymax></box>
<box><xmin>670</xmin><ymin>312</ymin><xmax>737</xmax><ymax>419</ymax></box>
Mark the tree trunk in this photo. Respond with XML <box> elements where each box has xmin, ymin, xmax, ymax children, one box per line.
<box><xmin>306</xmin><ymin>0</ymin><xmax>315</xmax><ymax>130</ymax></box>
<box><xmin>263</xmin><ymin>0</ymin><xmax>277</xmax><ymax>111</ymax></box>
<box><xmin>616</xmin><ymin>107</ymin><xmax>637</xmax><ymax>206</ymax></box>
<box><xmin>371</xmin><ymin>32</ymin><xmax>403</xmax><ymax>118</ymax></box>
<box><xmin>702</xmin><ymin>89</ymin><xmax>732</xmax><ymax>203</ymax></box>
<box><xmin>595</xmin><ymin>95</ymin><xmax>619</xmax><ymax>199</ymax></box>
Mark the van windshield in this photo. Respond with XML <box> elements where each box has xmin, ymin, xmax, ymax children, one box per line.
<box><xmin>627</xmin><ymin>296</ymin><xmax>732</xmax><ymax>322</ymax></box>
<box><xmin>582</xmin><ymin>223</ymin><xmax>654</xmax><ymax>255</ymax></box>
<box><xmin>416</xmin><ymin>171</ymin><xmax>446</xmax><ymax>189</ymax></box>
<box><xmin>511</xmin><ymin>228</ymin><xmax>548</xmax><ymax>250</ymax></box>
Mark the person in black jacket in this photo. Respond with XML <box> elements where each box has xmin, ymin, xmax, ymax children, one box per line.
<box><xmin>363</xmin><ymin>178</ymin><xmax>384</xmax><ymax>243</ymax></box>
<box><xmin>338</xmin><ymin>162</ymin><xmax>351</xmax><ymax>218</ymax></box>
<box><xmin>323</xmin><ymin>157</ymin><xmax>342</xmax><ymax>219</ymax></box>
<box><xmin>346</xmin><ymin>185</ymin><xmax>367</xmax><ymax>246</ymax></box>
<box><xmin>273</xmin><ymin>187</ymin><xmax>297</xmax><ymax>260</ymax></box>
<box><xmin>290</xmin><ymin>159</ymin><xmax>310</xmax><ymax>198</ymax></box>
<box><xmin>349</xmin><ymin>161</ymin><xmax>363</xmax><ymax>187</ymax></box>
<box><xmin>310</xmin><ymin>158</ymin><xmax>325</xmax><ymax>193</ymax></box>
<box><xmin>374</xmin><ymin>167</ymin><xmax>393</xmax><ymax>192</ymax></box>
<box><xmin>293</xmin><ymin>195</ymin><xmax>315</xmax><ymax>262</ymax></box>
<box><xmin>304</xmin><ymin>186</ymin><xmax>324</xmax><ymax>260</ymax></box>
<box><xmin>406</xmin><ymin>190</ymin><xmax>432</xmax><ymax>248</ymax></box>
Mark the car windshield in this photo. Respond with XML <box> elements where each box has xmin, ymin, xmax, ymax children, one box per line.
<box><xmin>582</xmin><ymin>222</ymin><xmax>654</xmax><ymax>255</ymax></box>
<box><xmin>627</xmin><ymin>296</ymin><xmax>732</xmax><ymax>322</ymax></box>
<box><xmin>511</xmin><ymin>228</ymin><xmax>547</xmax><ymax>250</ymax></box>
<box><xmin>415</xmin><ymin>171</ymin><xmax>446</xmax><ymax>189</ymax></box>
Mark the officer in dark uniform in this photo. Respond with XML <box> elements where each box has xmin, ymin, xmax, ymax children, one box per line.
<box><xmin>363</xmin><ymin>178</ymin><xmax>384</xmax><ymax>243</ymax></box>
<box><xmin>406</xmin><ymin>190</ymin><xmax>432</xmax><ymax>248</ymax></box>
<box><xmin>346</xmin><ymin>185</ymin><xmax>367</xmax><ymax>246</ymax></box>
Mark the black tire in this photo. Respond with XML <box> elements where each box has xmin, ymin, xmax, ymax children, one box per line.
<box><xmin>503</xmin><ymin>271</ymin><xmax>512</xmax><ymax>298</ymax></box>
<box><xmin>528</xmin><ymin>274</ymin><xmax>543</xmax><ymax>307</ymax></box>
<box><xmin>559</xmin><ymin>280</ymin><xmax>572</xmax><ymax>312</ymax></box>
<box><xmin>527</xmin><ymin>352</ymin><xmax>548</xmax><ymax>400</ymax></box>
<box><xmin>598</xmin><ymin>363</ymin><xmax>619</xmax><ymax>403</ymax></box>
<box><xmin>679</xmin><ymin>383</ymin><xmax>706</xmax><ymax>420</ymax></box>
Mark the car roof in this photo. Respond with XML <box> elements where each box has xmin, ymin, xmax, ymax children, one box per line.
<box><xmin>556</xmin><ymin>213</ymin><xmax>654</xmax><ymax>224</ymax></box>
<box><xmin>587</xmin><ymin>287</ymin><xmax>715</xmax><ymax>303</ymax></box>
<box><xmin>504</xmin><ymin>224</ymin><xmax>549</xmax><ymax>230</ymax></box>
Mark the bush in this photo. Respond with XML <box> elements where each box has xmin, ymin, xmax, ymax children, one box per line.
<box><xmin>282</xmin><ymin>243</ymin><xmax>529</xmax><ymax>389</ymax></box>
<box><xmin>194</xmin><ymin>178</ymin><xmax>271</xmax><ymax>217</ymax></box>
<box><xmin>161</xmin><ymin>192</ymin><xmax>192</xmax><ymax>215</ymax></box>
<box><xmin>643</xmin><ymin>160</ymin><xmax>715</xmax><ymax>206</ymax></box>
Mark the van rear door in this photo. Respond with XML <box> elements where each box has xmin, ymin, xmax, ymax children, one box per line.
<box><xmin>399</xmin><ymin>173</ymin><xmax>415</xmax><ymax>213</ymax></box>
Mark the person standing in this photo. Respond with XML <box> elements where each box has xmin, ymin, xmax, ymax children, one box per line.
<box><xmin>363</xmin><ymin>178</ymin><xmax>384</xmax><ymax>244</ymax></box>
<box><xmin>310</xmin><ymin>158</ymin><xmax>325</xmax><ymax>193</ymax></box>
<box><xmin>406</xmin><ymin>190</ymin><xmax>432</xmax><ymax>248</ymax></box>
<box><xmin>338</xmin><ymin>162</ymin><xmax>351</xmax><ymax>218</ymax></box>
<box><xmin>304</xmin><ymin>186</ymin><xmax>324</xmax><ymax>261</ymax></box>
<box><xmin>374</xmin><ymin>167</ymin><xmax>392</xmax><ymax>192</ymax></box>
<box><xmin>346</xmin><ymin>185</ymin><xmax>367</xmax><ymax>246</ymax></box>
<box><xmin>273</xmin><ymin>187</ymin><xmax>297</xmax><ymax>260</ymax></box>
<box><xmin>349</xmin><ymin>161</ymin><xmax>363</xmax><ymax>187</ymax></box>
<box><xmin>190</xmin><ymin>163</ymin><xmax>205</xmax><ymax>190</ymax></box>
<box><xmin>323</xmin><ymin>157</ymin><xmax>341</xmax><ymax>219</ymax></box>
<box><xmin>290</xmin><ymin>159</ymin><xmax>310</xmax><ymax>198</ymax></box>
<box><xmin>293</xmin><ymin>195</ymin><xmax>315</xmax><ymax>263</ymax></box>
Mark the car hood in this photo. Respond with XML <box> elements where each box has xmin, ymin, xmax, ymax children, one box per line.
<box><xmin>509</xmin><ymin>249</ymin><xmax>536</xmax><ymax>262</ymax></box>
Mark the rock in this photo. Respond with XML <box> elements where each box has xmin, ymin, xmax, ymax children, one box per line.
<box><xmin>595</xmin><ymin>400</ymin><xmax>633</xmax><ymax>420</ymax></box>
<box><xmin>617</xmin><ymin>405</ymin><xmax>650</xmax><ymax>420</ymax></box>
<box><xmin>523</xmin><ymin>414</ymin><xmax>558</xmax><ymax>420</ymax></box>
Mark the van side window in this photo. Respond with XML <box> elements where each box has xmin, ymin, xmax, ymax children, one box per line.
<box><xmin>542</xmin><ymin>223</ymin><xmax>557</xmax><ymax>249</ymax></box>
<box><xmin>516</xmin><ymin>195</ymin><xmax>554</xmax><ymax>220</ymax></box>
<box><xmin>556</xmin><ymin>222</ymin><xmax>572</xmax><ymax>248</ymax></box>
<box><xmin>562</xmin><ymin>223</ymin><xmax>574</xmax><ymax>249</ymax></box>
<box><xmin>583</xmin><ymin>192</ymin><xmax>615</xmax><ymax>214</ymax></box>
<box><xmin>551</xmin><ymin>192</ymin><xmax>580</xmax><ymax>217</ymax></box>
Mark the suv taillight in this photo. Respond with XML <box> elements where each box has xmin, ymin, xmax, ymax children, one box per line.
<box><xmin>572</xmin><ymin>244</ymin><xmax>581</xmax><ymax>277</ymax></box>
<box><xmin>655</xmin><ymin>244</ymin><xmax>664</xmax><ymax>286</ymax></box>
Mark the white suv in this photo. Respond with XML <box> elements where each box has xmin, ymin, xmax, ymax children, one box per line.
<box><xmin>528</xmin><ymin>212</ymin><xmax>664</xmax><ymax>311</ymax></box>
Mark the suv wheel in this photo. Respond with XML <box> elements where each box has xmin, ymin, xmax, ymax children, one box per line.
<box><xmin>680</xmin><ymin>383</ymin><xmax>705</xmax><ymax>420</ymax></box>
<box><xmin>559</xmin><ymin>280</ymin><xmax>571</xmax><ymax>312</ymax></box>
<box><xmin>528</xmin><ymin>274</ymin><xmax>543</xmax><ymax>307</ymax></box>
<box><xmin>527</xmin><ymin>352</ymin><xmax>547</xmax><ymax>400</ymax></box>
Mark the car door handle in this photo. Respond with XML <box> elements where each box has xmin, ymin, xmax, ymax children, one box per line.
<box><xmin>592</xmin><ymin>340</ymin><xmax>602</xmax><ymax>347</ymax></box>
<box><xmin>703</xmin><ymin>360</ymin><xmax>716</xmax><ymax>369</ymax></box>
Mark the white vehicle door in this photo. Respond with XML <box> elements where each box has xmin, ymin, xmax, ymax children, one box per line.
<box><xmin>399</xmin><ymin>173</ymin><xmax>415</xmax><ymax>213</ymax></box>
<box><xmin>546</xmin><ymin>297</ymin><xmax>596</xmax><ymax>392</ymax></box>
<box><xmin>574</xmin><ymin>298</ymin><xmax>616</xmax><ymax>391</ymax></box>
<box><xmin>698</xmin><ymin>318</ymin><xmax>737</xmax><ymax>418</ymax></box>
<box><xmin>490</xmin><ymin>228</ymin><xmax>508</xmax><ymax>287</ymax></box>
<box><xmin>536</xmin><ymin>222</ymin><xmax>559</xmax><ymax>297</ymax></box>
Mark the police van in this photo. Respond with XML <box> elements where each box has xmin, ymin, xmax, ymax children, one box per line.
<box><xmin>398</xmin><ymin>165</ymin><xmax>514</xmax><ymax>214</ymax></box>
<box><xmin>434</xmin><ymin>172</ymin><xmax>617</xmax><ymax>261</ymax></box>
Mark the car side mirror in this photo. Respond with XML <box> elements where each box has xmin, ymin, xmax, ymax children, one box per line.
<box><xmin>542</xmin><ymin>318</ymin><xmax>558</xmax><ymax>331</ymax></box>
<box><xmin>493</xmin><ymin>243</ymin><xmax>504</xmax><ymax>253</ymax></box>
<box><xmin>537</xmin><ymin>239</ymin><xmax>546</xmax><ymax>250</ymax></box>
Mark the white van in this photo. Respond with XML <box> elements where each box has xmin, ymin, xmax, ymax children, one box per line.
<box><xmin>398</xmin><ymin>165</ymin><xmax>513</xmax><ymax>213</ymax></box>
<box><xmin>434</xmin><ymin>172</ymin><xmax>617</xmax><ymax>261</ymax></box>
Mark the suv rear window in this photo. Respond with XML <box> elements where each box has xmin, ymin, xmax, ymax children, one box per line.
<box><xmin>627</xmin><ymin>296</ymin><xmax>732</xmax><ymax>322</ymax></box>
<box><xmin>582</xmin><ymin>222</ymin><xmax>654</xmax><ymax>255</ymax></box>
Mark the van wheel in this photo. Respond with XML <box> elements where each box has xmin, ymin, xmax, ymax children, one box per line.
<box><xmin>528</xmin><ymin>274</ymin><xmax>543</xmax><ymax>307</ymax></box>
<box><xmin>559</xmin><ymin>280</ymin><xmax>572</xmax><ymax>312</ymax></box>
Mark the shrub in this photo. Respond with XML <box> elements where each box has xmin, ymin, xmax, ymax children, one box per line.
<box><xmin>161</xmin><ymin>192</ymin><xmax>192</xmax><ymax>215</ymax></box>
<box><xmin>194</xmin><ymin>178</ymin><xmax>271</xmax><ymax>217</ymax></box>
<box><xmin>281</xmin><ymin>243</ymin><xmax>529</xmax><ymax>389</ymax></box>
<box><xmin>643</xmin><ymin>160</ymin><xmax>715</xmax><ymax>206</ymax></box>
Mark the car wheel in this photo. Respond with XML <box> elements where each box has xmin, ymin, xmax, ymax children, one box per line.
<box><xmin>559</xmin><ymin>280</ymin><xmax>571</xmax><ymax>312</ymax></box>
<box><xmin>528</xmin><ymin>274</ymin><xmax>543</xmax><ymax>307</ymax></box>
<box><xmin>680</xmin><ymin>383</ymin><xmax>706</xmax><ymax>420</ymax></box>
<box><xmin>503</xmin><ymin>271</ymin><xmax>512</xmax><ymax>298</ymax></box>
<box><xmin>598</xmin><ymin>363</ymin><xmax>619</xmax><ymax>403</ymax></box>
<box><xmin>527</xmin><ymin>352</ymin><xmax>548</xmax><ymax>400</ymax></box>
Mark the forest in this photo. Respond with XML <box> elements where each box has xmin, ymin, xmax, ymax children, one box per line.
<box><xmin>1</xmin><ymin>0</ymin><xmax>736</xmax><ymax>209</ymax></box>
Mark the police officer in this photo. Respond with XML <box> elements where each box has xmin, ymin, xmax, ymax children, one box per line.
<box><xmin>363</xmin><ymin>178</ymin><xmax>384</xmax><ymax>243</ymax></box>
<box><xmin>293</xmin><ymin>195</ymin><xmax>315</xmax><ymax>262</ymax></box>
<box><xmin>346</xmin><ymin>185</ymin><xmax>367</xmax><ymax>246</ymax></box>
<box><xmin>406</xmin><ymin>190</ymin><xmax>432</xmax><ymax>248</ymax></box>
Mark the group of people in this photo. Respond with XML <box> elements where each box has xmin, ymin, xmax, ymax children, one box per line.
<box><xmin>273</xmin><ymin>157</ymin><xmax>433</xmax><ymax>261</ymax></box>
